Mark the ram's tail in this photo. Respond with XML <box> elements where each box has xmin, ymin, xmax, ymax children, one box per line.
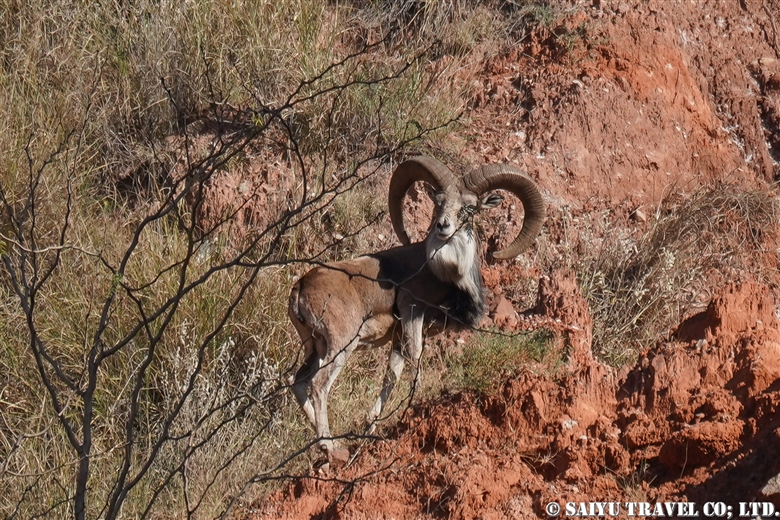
<box><xmin>288</xmin><ymin>280</ymin><xmax>305</xmax><ymax>325</ymax></box>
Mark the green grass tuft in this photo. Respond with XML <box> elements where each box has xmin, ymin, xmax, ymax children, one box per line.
<box><xmin>444</xmin><ymin>329</ymin><xmax>556</xmax><ymax>394</ymax></box>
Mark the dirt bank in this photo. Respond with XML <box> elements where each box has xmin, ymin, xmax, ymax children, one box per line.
<box><xmin>252</xmin><ymin>277</ymin><xmax>780</xmax><ymax>519</ymax></box>
<box><xmin>239</xmin><ymin>0</ymin><xmax>780</xmax><ymax>517</ymax></box>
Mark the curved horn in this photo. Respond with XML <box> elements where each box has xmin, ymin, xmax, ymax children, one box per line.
<box><xmin>463</xmin><ymin>164</ymin><xmax>546</xmax><ymax>259</ymax></box>
<box><xmin>388</xmin><ymin>156</ymin><xmax>457</xmax><ymax>245</ymax></box>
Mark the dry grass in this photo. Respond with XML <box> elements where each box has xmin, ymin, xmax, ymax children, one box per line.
<box><xmin>0</xmin><ymin>1</ymin><xmax>548</xmax><ymax>518</ymax></box>
<box><xmin>575</xmin><ymin>185</ymin><xmax>778</xmax><ymax>366</ymax></box>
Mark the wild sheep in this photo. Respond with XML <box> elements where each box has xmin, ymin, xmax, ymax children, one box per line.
<box><xmin>288</xmin><ymin>156</ymin><xmax>545</xmax><ymax>452</ymax></box>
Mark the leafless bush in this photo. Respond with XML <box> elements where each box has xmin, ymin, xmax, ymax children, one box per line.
<box><xmin>0</xmin><ymin>26</ymin><xmax>462</xmax><ymax>520</ymax></box>
<box><xmin>578</xmin><ymin>185</ymin><xmax>778</xmax><ymax>366</ymax></box>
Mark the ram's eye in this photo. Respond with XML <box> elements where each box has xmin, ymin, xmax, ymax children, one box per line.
<box><xmin>458</xmin><ymin>205</ymin><xmax>477</xmax><ymax>221</ymax></box>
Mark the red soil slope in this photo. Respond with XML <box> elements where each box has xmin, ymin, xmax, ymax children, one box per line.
<box><xmin>236</xmin><ymin>0</ymin><xmax>780</xmax><ymax>517</ymax></box>
<box><xmin>254</xmin><ymin>277</ymin><xmax>780</xmax><ymax>519</ymax></box>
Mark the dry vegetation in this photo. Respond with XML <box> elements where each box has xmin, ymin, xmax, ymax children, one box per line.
<box><xmin>0</xmin><ymin>1</ymin><xmax>546</xmax><ymax>518</ymax></box>
<box><xmin>575</xmin><ymin>185</ymin><xmax>778</xmax><ymax>365</ymax></box>
<box><xmin>1</xmin><ymin>0</ymin><xmax>778</xmax><ymax>519</ymax></box>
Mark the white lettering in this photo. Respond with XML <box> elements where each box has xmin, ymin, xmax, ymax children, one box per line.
<box><xmin>704</xmin><ymin>502</ymin><xmax>727</xmax><ymax>517</ymax></box>
<box><xmin>679</xmin><ymin>502</ymin><xmax>699</xmax><ymax>517</ymax></box>
<box><xmin>562</xmin><ymin>502</ymin><xmax>625</xmax><ymax>517</ymax></box>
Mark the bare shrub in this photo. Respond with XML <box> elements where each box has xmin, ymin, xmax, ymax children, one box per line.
<box><xmin>0</xmin><ymin>24</ymin><xmax>462</xmax><ymax>520</ymax></box>
<box><xmin>578</xmin><ymin>185</ymin><xmax>778</xmax><ymax>366</ymax></box>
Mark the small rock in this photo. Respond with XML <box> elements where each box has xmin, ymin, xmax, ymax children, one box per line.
<box><xmin>768</xmin><ymin>72</ymin><xmax>780</xmax><ymax>91</ymax></box>
<box><xmin>562</xmin><ymin>418</ymin><xmax>578</xmax><ymax>430</ymax></box>
<box><xmin>631</xmin><ymin>208</ymin><xmax>647</xmax><ymax>223</ymax></box>
<box><xmin>329</xmin><ymin>448</ymin><xmax>351</xmax><ymax>468</ymax></box>
<box><xmin>491</xmin><ymin>295</ymin><xmax>518</xmax><ymax>328</ymax></box>
<box><xmin>760</xmin><ymin>472</ymin><xmax>780</xmax><ymax>501</ymax></box>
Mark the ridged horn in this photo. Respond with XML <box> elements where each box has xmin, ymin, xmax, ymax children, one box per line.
<box><xmin>463</xmin><ymin>164</ymin><xmax>545</xmax><ymax>259</ymax></box>
<box><xmin>388</xmin><ymin>156</ymin><xmax>457</xmax><ymax>245</ymax></box>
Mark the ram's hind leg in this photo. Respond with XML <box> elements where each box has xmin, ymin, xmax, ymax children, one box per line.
<box><xmin>291</xmin><ymin>321</ymin><xmax>320</xmax><ymax>430</ymax></box>
<box><xmin>309</xmin><ymin>335</ymin><xmax>360</xmax><ymax>452</ymax></box>
<box><xmin>292</xmin><ymin>352</ymin><xmax>319</xmax><ymax>429</ymax></box>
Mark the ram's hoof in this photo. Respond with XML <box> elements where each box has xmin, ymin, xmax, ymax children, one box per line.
<box><xmin>316</xmin><ymin>439</ymin><xmax>334</xmax><ymax>453</ymax></box>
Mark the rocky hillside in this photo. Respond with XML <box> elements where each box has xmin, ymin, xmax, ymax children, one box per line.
<box><xmin>244</xmin><ymin>0</ymin><xmax>780</xmax><ymax>517</ymax></box>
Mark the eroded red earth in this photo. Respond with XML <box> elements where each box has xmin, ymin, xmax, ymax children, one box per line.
<box><xmin>254</xmin><ymin>276</ymin><xmax>780</xmax><ymax>519</ymax></box>
<box><xmin>234</xmin><ymin>0</ymin><xmax>780</xmax><ymax>517</ymax></box>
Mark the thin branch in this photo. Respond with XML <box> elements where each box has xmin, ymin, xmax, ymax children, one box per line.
<box><xmin>0</xmin><ymin>234</ymin><xmax>100</xmax><ymax>257</ymax></box>
<box><xmin>763</xmin><ymin>0</ymin><xmax>780</xmax><ymax>57</ymax></box>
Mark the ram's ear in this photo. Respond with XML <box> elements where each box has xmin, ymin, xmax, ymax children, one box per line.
<box><xmin>479</xmin><ymin>192</ymin><xmax>503</xmax><ymax>209</ymax></box>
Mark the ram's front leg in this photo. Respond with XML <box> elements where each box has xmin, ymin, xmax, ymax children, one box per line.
<box><xmin>367</xmin><ymin>300</ymin><xmax>425</xmax><ymax>430</ymax></box>
<box><xmin>403</xmin><ymin>311</ymin><xmax>425</xmax><ymax>402</ymax></box>
<box><xmin>367</xmin><ymin>338</ymin><xmax>405</xmax><ymax>430</ymax></box>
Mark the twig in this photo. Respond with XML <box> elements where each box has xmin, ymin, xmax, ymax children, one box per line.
<box><xmin>0</xmin><ymin>233</ymin><xmax>100</xmax><ymax>257</ymax></box>
<box><xmin>764</xmin><ymin>0</ymin><xmax>780</xmax><ymax>57</ymax></box>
